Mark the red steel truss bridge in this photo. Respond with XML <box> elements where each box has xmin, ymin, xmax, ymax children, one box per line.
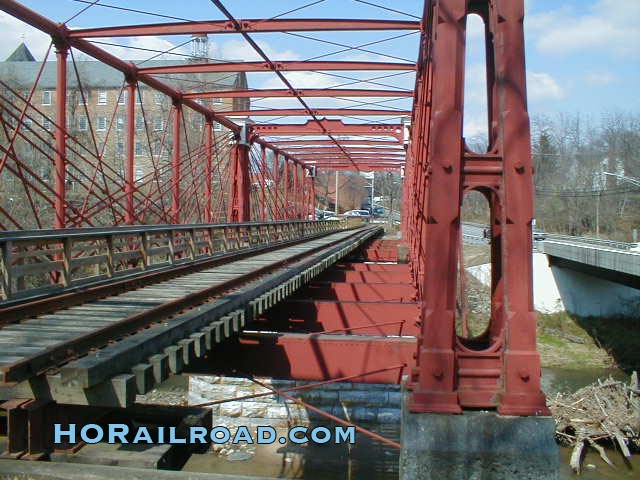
<box><xmin>0</xmin><ymin>0</ymin><xmax>550</xmax><ymax>461</ymax></box>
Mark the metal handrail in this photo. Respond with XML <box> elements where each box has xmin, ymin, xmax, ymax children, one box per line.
<box><xmin>0</xmin><ymin>219</ymin><xmax>323</xmax><ymax>241</ymax></box>
<box><xmin>0</xmin><ymin>219</ymin><xmax>347</xmax><ymax>301</ymax></box>
<box><xmin>461</xmin><ymin>222</ymin><xmax>637</xmax><ymax>251</ymax></box>
<box><xmin>543</xmin><ymin>234</ymin><xmax>636</xmax><ymax>251</ymax></box>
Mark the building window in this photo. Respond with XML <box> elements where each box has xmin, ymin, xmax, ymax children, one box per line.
<box><xmin>135</xmin><ymin>141</ymin><xmax>143</xmax><ymax>156</ymax></box>
<box><xmin>118</xmin><ymin>90</ymin><xmax>127</xmax><ymax>105</ymax></box>
<box><xmin>153</xmin><ymin>116</ymin><xmax>164</xmax><ymax>131</ymax></box>
<box><xmin>39</xmin><ymin>166</ymin><xmax>51</xmax><ymax>182</ymax></box>
<box><xmin>78</xmin><ymin>115</ymin><xmax>88</xmax><ymax>131</ymax></box>
<box><xmin>42</xmin><ymin>116</ymin><xmax>51</xmax><ymax>131</ymax></box>
<box><xmin>97</xmin><ymin>116</ymin><xmax>107</xmax><ymax>131</ymax></box>
<box><xmin>153</xmin><ymin>140</ymin><xmax>162</xmax><ymax>157</ymax></box>
<box><xmin>98</xmin><ymin>90</ymin><xmax>108</xmax><ymax>105</ymax></box>
<box><xmin>154</xmin><ymin>92</ymin><xmax>164</xmax><ymax>105</ymax></box>
<box><xmin>136</xmin><ymin>116</ymin><xmax>144</xmax><ymax>131</ymax></box>
<box><xmin>136</xmin><ymin>90</ymin><xmax>143</xmax><ymax>105</ymax></box>
<box><xmin>23</xmin><ymin>117</ymin><xmax>33</xmax><ymax>129</ymax></box>
<box><xmin>116</xmin><ymin>141</ymin><xmax>124</xmax><ymax>157</ymax></box>
<box><xmin>135</xmin><ymin>168</ymin><xmax>144</xmax><ymax>182</ymax></box>
<box><xmin>42</xmin><ymin>90</ymin><xmax>52</xmax><ymax>105</ymax></box>
<box><xmin>116</xmin><ymin>116</ymin><xmax>124</xmax><ymax>131</ymax></box>
<box><xmin>212</xmin><ymin>97</ymin><xmax>222</xmax><ymax>105</ymax></box>
<box><xmin>213</xmin><ymin>122</ymin><xmax>222</xmax><ymax>131</ymax></box>
<box><xmin>78</xmin><ymin>91</ymin><xmax>88</xmax><ymax>105</ymax></box>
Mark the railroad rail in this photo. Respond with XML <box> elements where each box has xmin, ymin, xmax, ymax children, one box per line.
<box><xmin>0</xmin><ymin>223</ymin><xmax>381</xmax><ymax>408</ymax></box>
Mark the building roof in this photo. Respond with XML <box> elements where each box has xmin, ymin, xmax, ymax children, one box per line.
<box><xmin>6</xmin><ymin>42</ymin><xmax>36</xmax><ymax>62</ymax></box>
<box><xmin>1</xmin><ymin>44</ymin><xmax>247</xmax><ymax>93</ymax></box>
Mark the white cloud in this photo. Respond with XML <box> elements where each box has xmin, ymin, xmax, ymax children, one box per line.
<box><xmin>530</xmin><ymin>0</ymin><xmax>640</xmax><ymax>58</ymax></box>
<box><xmin>92</xmin><ymin>36</ymin><xmax>190</xmax><ymax>62</ymax></box>
<box><xmin>0</xmin><ymin>12</ymin><xmax>51</xmax><ymax>60</ymax></box>
<box><xmin>585</xmin><ymin>71</ymin><xmax>616</xmax><ymax>86</ymax></box>
<box><xmin>527</xmin><ymin>72</ymin><xmax>564</xmax><ymax>100</ymax></box>
<box><xmin>464</xmin><ymin>115</ymin><xmax>488</xmax><ymax>140</ymax></box>
<box><xmin>219</xmin><ymin>39</ymin><xmax>299</xmax><ymax>62</ymax></box>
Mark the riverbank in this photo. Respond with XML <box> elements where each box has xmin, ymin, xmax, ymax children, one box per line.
<box><xmin>462</xmin><ymin>244</ymin><xmax>618</xmax><ymax>369</ymax></box>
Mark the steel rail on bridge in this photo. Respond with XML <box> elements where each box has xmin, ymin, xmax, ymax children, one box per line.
<box><xmin>0</xmin><ymin>222</ymin><xmax>381</xmax><ymax>385</ymax></box>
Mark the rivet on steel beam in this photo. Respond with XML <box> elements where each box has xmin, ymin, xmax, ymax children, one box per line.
<box><xmin>519</xmin><ymin>370</ymin><xmax>530</xmax><ymax>381</ymax></box>
<box><xmin>515</xmin><ymin>162</ymin><xmax>525</xmax><ymax>173</ymax></box>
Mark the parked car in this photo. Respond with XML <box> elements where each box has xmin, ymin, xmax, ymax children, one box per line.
<box><xmin>344</xmin><ymin>209</ymin><xmax>371</xmax><ymax>218</ymax></box>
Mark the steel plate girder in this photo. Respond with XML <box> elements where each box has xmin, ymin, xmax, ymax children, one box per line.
<box><xmin>255</xmin><ymin>120</ymin><xmax>404</xmax><ymax>139</ymax></box>
<box><xmin>69</xmin><ymin>19</ymin><xmax>420</xmax><ymax>38</ymax></box>
<box><xmin>183</xmin><ymin>89</ymin><xmax>414</xmax><ymax>99</ymax></box>
<box><xmin>139</xmin><ymin>61</ymin><xmax>416</xmax><ymax>75</ymax></box>
<box><xmin>281</xmin><ymin>148</ymin><xmax>405</xmax><ymax>155</ymax></box>
<box><xmin>258</xmin><ymin>300</ymin><xmax>419</xmax><ymax>336</ymax></box>
<box><xmin>221</xmin><ymin>332</ymin><xmax>416</xmax><ymax>384</ymax></box>
<box><xmin>216</xmin><ymin>108</ymin><xmax>411</xmax><ymax>117</ymax></box>
<box><xmin>272</xmin><ymin>139</ymin><xmax>402</xmax><ymax>146</ymax></box>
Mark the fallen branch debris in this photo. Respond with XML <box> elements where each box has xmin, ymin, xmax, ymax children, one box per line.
<box><xmin>550</xmin><ymin>372</ymin><xmax>640</xmax><ymax>473</ymax></box>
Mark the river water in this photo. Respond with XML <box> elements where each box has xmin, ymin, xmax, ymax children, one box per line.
<box><xmin>183</xmin><ymin>367</ymin><xmax>637</xmax><ymax>479</ymax></box>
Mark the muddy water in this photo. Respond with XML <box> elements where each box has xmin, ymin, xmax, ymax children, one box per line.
<box><xmin>184</xmin><ymin>423</ymin><xmax>401</xmax><ymax>479</ymax></box>
<box><xmin>182</xmin><ymin>367</ymin><xmax>636</xmax><ymax>479</ymax></box>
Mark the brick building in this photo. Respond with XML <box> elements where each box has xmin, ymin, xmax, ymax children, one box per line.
<box><xmin>0</xmin><ymin>40</ymin><xmax>248</xmax><ymax>186</ymax></box>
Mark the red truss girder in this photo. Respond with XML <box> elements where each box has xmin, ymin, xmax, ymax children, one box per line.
<box><xmin>281</xmin><ymin>148</ymin><xmax>404</xmax><ymax>155</ymax></box>
<box><xmin>138</xmin><ymin>61</ymin><xmax>416</xmax><ymax>75</ymax></box>
<box><xmin>294</xmin><ymin>151</ymin><xmax>405</xmax><ymax>157</ymax></box>
<box><xmin>184</xmin><ymin>89</ymin><xmax>414</xmax><ymax>99</ymax></box>
<box><xmin>302</xmin><ymin>159</ymin><xmax>404</xmax><ymax>165</ymax></box>
<box><xmin>272</xmin><ymin>139</ymin><xmax>402</xmax><ymax>146</ymax></box>
<box><xmin>405</xmin><ymin>0</ymin><xmax>549</xmax><ymax>416</ymax></box>
<box><xmin>313</xmin><ymin>164</ymin><xmax>401</xmax><ymax>171</ymax></box>
<box><xmin>312</xmin><ymin>163</ymin><xmax>403</xmax><ymax>167</ymax></box>
<box><xmin>254</xmin><ymin>120</ymin><xmax>404</xmax><ymax>140</ymax></box>
<box><xmin>70</xmin><ymin>19</ymin><xmax>420</xmax><ymax>38</ymax></box>
<box><xmin>217</xmin><ymin>108</ymin><xmax>411</xmax><ymax>117</ymax></box>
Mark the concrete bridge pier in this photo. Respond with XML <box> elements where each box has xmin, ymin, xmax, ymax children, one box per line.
<box><xmin>399</xmin><ymin>395</ymin><xmax>559</xmax><ymax>480</ymax></box>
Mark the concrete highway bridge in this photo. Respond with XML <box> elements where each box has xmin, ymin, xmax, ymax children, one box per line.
<box><xmin>462</xmin><ymin>222</ymin><xmax>640</xmax><ymax>316</ymax></box>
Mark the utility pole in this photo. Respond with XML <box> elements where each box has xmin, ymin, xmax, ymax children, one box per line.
<box><xmin>596</xmin><ymin>191</ymin><xmax>600</xmax><ymax>238</ymax></box>
<box><xmin>371</xmin><ymin>171</ymin><xmax>375</xmax><ymax>214</ymax></box>
<box><xmin>335</xmin><ymin>170</ymin><xmax>339</xmax><ymax>214</ymax></box>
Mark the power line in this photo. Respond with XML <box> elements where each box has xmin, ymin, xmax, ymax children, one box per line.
<box><xmin>536</xmin><ymin>187</ymin><xmax>640</xmax><ymax>197</ymax></box>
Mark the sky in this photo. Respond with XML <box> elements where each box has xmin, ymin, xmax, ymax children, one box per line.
<box><xmin>1</xmin><ymin>0</ymin><xmax>638</xmax><ymax>141</ymax></box>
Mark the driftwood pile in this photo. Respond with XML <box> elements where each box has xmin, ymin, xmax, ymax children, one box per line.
<box><xmin>549</xmin><ymin>372</ymin><xmax>640</xmax><ymax>473</ymax></box>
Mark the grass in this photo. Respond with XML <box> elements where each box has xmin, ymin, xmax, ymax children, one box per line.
<box><xmin>536</xmin><ymin>311</ymin><xmax>616</xmax><ymax>369</ymax></box>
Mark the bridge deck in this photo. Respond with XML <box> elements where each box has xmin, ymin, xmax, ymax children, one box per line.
<box><xmin>0</xmin><ymin>226</ymin><xmax>381</xmax><ymax>407</ymax></box>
